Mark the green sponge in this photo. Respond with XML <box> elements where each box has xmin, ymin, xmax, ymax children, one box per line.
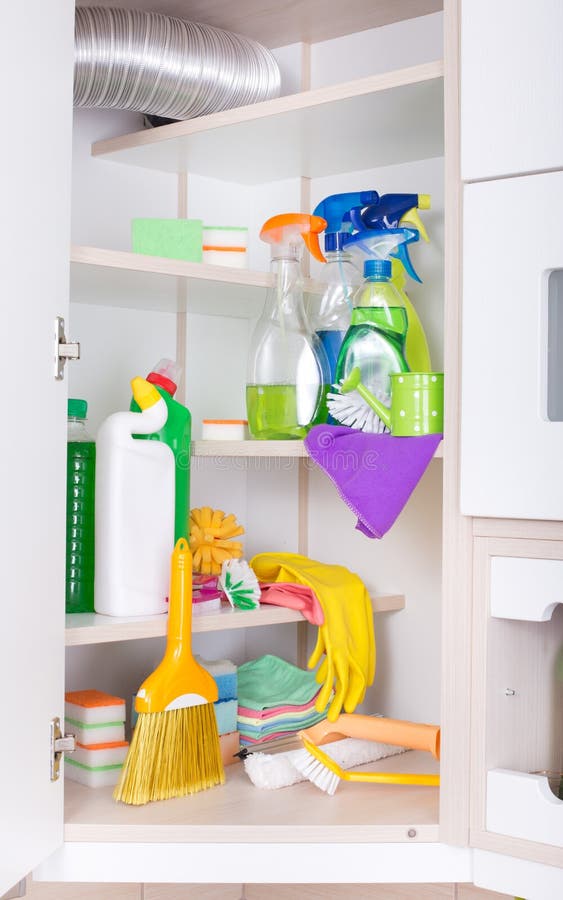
<box><xmin>132</xmin><ymin>218</ymin><xmax>203</xmax><ymax>262</ymax></box>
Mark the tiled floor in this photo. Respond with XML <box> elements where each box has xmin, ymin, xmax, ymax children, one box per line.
<box><xmin>22</xmin><ymin>881</ymin><xmax>511</xmax><ymax>899</ymax></box>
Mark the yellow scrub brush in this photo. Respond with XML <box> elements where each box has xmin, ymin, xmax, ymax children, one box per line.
<box><xmin>293</xmin><ymin>713</ymin><xmax>440</xmax><ymax>795</ymax></box>
<box><xmin>114</xmin><ymin>539</ymin><xmax>225</xmax><ymax>805</ymax></box>
<box><xmin>189</xmin><ymin>506</ymin><xmax>244</xmax><ymax>575</ymax></box>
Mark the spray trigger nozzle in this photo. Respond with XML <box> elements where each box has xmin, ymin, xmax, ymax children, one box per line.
<box><xmin>343</xmin><ymin>226</ymin><xmax>421</xmax><ymax>281</ymax></box>
<box><xmin>259</xmin><ymin>213</ymin><xmax>327</xmax><ymax>262</ymax></box>
<box><xmin>399</xmin><ymin>207</ymin><xmax>429</xmax><ymax>243</ymax></box>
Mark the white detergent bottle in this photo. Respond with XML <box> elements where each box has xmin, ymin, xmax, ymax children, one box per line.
<box><xmin>94</xmin><ymin>377</ymin><xmax>175</xmax><ymax>617</ymax></box>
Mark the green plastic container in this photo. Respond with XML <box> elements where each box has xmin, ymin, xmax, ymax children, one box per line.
<box><xmin>386</xmin><ymin>372</ymin><xmax>443</xmax><ymax>435</ymax></box>
<box><xmin>131</xmin><ymin>360</ymin><xmax>191</xmax><ymax>541</ymax></box>
<box><xmin>66</xmin><ymin>399</ymin><xmax>96</xmax><ymax>613</ymax></box>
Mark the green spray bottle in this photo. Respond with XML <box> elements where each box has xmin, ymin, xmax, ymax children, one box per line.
<box><xmin>347</xmin><ymin>194</ymin><xmax>432</xmax><ymax>371</ymax></box>
<box><xmin>335</xmin><ymin>232</ymin><xmax>415</xmax><ymax>433</ymax></box>
<box><xmin>130</xmin><ymin>359</ymin><xmax>191</xmax><ymax>540</ymax></box>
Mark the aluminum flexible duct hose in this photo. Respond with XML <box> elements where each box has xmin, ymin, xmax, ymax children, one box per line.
<box><xmin>74</xmin><ymin>6</ymin><xmax>281</xmax><ymax>120</ymax></box>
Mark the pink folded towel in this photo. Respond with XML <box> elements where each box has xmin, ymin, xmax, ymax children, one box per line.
<box><xmin>238</xmin><ymin>689</ymin><xmax>323</xmax><ymax>721</ymax></box>
<box><xmin>258</xmin><ymin>582</ymin><xmax>324</xmax><ymax>626</ymax></box>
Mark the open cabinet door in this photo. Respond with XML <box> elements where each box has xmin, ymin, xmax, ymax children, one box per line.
<box><xmin>0</xmin><ymin>0</ymin><xmax>74</xmax><ymax>893</ymax></box>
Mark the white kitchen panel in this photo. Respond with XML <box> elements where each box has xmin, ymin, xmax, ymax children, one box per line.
<box><xmin>461</xmin><ymin>172</ymin><xmax>563</xmax><ymax>519</ymax></box>
<box><xmin>461</xmin><ymin>0</ymin><xmax>563</xmax><ymax>180</ymax></box>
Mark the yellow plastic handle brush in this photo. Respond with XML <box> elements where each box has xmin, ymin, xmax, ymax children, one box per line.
<box><xmin>295</xmin><ymin>714</ymin><xmax>440</xmax><ymax>795</ymax></box>
<box><xmin>136</xmin><ymin>538</ymin><xmax>218</xmax><ymax>713</ymax></box>
<box><xmin>297</xmin><ymin>735</ymin><xmax>439</xmax><ymax>794</ymax></box>
<box><xmin>302</xmin><ymin>713</ymin><xmax>440</xmax><ymax>758</ymax></box>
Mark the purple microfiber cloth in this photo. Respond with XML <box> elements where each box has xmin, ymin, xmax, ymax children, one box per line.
<box><xmin>304</xmin><ymin>425</ymin><xmax>442</xmax><ymax>539</ymax></box>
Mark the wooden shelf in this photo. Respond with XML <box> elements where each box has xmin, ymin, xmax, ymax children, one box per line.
<box><xmin>193</xmin><ymin>439</ymin><xmax>444</xmax><ymax>458</ymax></box>
<box><xmin>65</xmin><ymin>594</ymin><xmax>405</xmax><ymax>646</ymax></box>
<box><xmin>64</xmin><ymin>749</ymin><xmax>439</xmax><ymax>842</ymax></box>
<box><xmin>77</xmin><ymin>1</ymin><xmax>441</xmax><ymax>50</ymax></box>
<box><xmin>193</xmin><ymin>440</ymin><xmax>308</xmax><ymax>457</ymax></box>
<box><xmin>91</xmin><ymin>63</ymin><xmax>444</xmax><ymax>182</ymax></box>
<box><xmin>70</xmin><ymin>245</ymin><xmax>272</xmax><ymax>316</ymax></box>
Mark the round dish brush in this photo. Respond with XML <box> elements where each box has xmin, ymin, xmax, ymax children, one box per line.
<box><xmin>189</xmin><ymin>506</ymin><xmax>244</xmax><ymax>575</ymax></box>
<box><xmin>326</xmin><ymin>367</ymin><xmax>390</xmax><ymax>433</ymax></box>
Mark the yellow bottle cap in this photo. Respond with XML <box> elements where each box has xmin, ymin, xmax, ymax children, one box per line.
<box><xmin>131</xmin><ymin>376</ymin><xmax>161</xmax><ymax>410</ymax></box>
<box><xmin>418</xmin><ymin>194</ymin><xmax>431</xmax><ymax>210</ymax></box>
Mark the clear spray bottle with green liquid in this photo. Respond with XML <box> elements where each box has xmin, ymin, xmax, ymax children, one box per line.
<box><xmin>335</xmin><ymin>248</ymin><xmax>411</xmax><ymax>433</ymax></box>
<box><xmin>246</xmin><ymin>213</ymin><xmax>329</xmax><ymax>439</ymax></box>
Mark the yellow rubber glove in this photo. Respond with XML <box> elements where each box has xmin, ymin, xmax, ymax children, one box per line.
<box><xmin>250</xmin><ymin>553</ymin><xmax>375</xmax><ymax>722</ymax></box>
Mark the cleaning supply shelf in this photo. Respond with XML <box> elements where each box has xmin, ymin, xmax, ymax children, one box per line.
<box><xmin>70</xmin><ymin>246</ymin><xmax>273</xmax><ymax>316</ymax></box>
<box><xmin>91</xmin><ymin>62</ymin><xmax>444</xmax><ymax>182</ymax></box>
<box><xmin>193</xmin><ymin>440</ymin><xmax>443</xmax><ymax>458</ymax></box>
<box><xmin>64</xmin><ymin>749</ymin><xmax>439</xmax><ymax>842</ymax></box>
<box><xmin>65</xmin><ymin>594</ymin><xmax>405</xmax><ymax>646</ymax></box>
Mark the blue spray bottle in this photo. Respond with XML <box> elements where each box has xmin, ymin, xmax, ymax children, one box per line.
<box><xmin>311</xmin><ymin>191</ymin><xmax>379</xmax><ymax>381</ymax></box>
<box><xmin>310</xmin><ymin>191</ymin><xmax>379</xmax><ymax>422</ymax></box>
<box><xmin>346</xmin><ymin>193</ymin><xmax>432</xmax><ymax>371</ymax></box>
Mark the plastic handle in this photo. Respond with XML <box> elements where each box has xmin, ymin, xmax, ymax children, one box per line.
<box><xmin>340</xmin><ymin>368</ymin><xmax>391</xmax><ymax>428</ymax></box>
<box><xmin>167</xmin><ymin>538</ymin><xmax>194</xmax><ymax>648</ymax></box>
<box><xmin>300</xmin><ymin>713</ymin><xmax>441</xmax><ymax>759</ymax></box>
<box><xmin>135</xmin><ymin>539</ymin><xmax>219</xmax><ymax>713</ymax></box>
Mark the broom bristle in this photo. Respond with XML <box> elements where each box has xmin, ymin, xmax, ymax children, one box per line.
<box><xmin>114</xmin><ymin>703</ymin><xmax>225</xmax><ymax>805</ymax></box>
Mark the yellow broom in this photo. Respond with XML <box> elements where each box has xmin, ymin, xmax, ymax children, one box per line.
<box><xmin>114</xmin><ymin>538</ymin><xmax>225</xmax><ymax>804</ymax></box>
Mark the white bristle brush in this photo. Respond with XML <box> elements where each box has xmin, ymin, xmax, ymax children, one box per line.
<box><xmin>327</xmin><ymin>366</ymin><xmax>390</xmax><ymax>434</ymax></box>
<box><xmin>243</xmin><ymin>738</ymin><xmax>405</xmax><ymax>790</ymax></box>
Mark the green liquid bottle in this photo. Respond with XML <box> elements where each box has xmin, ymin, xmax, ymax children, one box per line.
<box><xmin>246</xmin><ymin>213</ymin><xmax>329</xmax><ymax>440</ymax></box>
<box><xmin>66</xmin><ymin>399</ymin><xmax>96</xmax><ymax>613</ymax></box>
<box><xmin>335</xmin><ymin>259</ymin><xmax>410</xmax><ymax>432</ymax></box>
<box><xmin>131</xmin><ymin>359</ymin><xmax>191</xmax><ymax>541</ymax></box>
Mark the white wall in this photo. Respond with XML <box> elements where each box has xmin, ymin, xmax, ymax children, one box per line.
<box><xmin>72</xmin><ymin>108</ymin><xmax>177</xmax><ymax>250</ymax></box>
<box><xmin>310</xmin><ymin>12</ymin><xmax>443</xmax><ymax>87</ymax></box>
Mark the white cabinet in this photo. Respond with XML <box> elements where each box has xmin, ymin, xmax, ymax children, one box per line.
<box><xmin>461</xmin><ymin>170</ymin><xmax>563</xmax><ymax>520</ymax></box>
<box><xmin>470</xmin><ymin>526</ymin><xmax>563</xmax><ymax>875</ymax></box>
<box><xmin>7</xmin><ymin>1</ymin><xmax>547</xmax><ymax>893</ymax></box>
<box><xmin>461</xmin><ymin>0</ymin><xmax>563</xmax><ymax>181</ymax></box>
<box><xmin>40</xmin><ymin>43</ymin><xmax>449</xmax><ymax>879</ymax></box>
<box><xmin>0</xmin><ymin>0</ymin><xmax>75</xmax><ymax>894</ymax></box>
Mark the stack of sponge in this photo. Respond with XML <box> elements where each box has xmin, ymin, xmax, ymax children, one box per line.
<box><xmin>196</xmin><ymin>656</ymin><xmax>239</xmax><ymax>765</ymax></box>
<box><xmin>64</xmin><ymin>689</ymin><xmax>129</xmax><ymax>788</ymax></box>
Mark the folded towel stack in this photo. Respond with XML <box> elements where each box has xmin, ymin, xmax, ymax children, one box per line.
<box><xmin>237</xmin><ymin>655</ymin><xmax>328</xmax><ymax>745</ymax></box>
<box><xmin>64</xmin><ymin>689</ymin><xmax>128</xmax><ymax>787</ymax></box>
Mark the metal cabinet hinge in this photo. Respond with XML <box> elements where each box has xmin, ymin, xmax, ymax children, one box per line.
<box><xmin>50</xmin><ymin>717</ymin><xmax>75</xmax><ymax>782</ymax></box>
<box><xmin>54</xmin><ymin>316</ymin><xmax>80</xmax><ymax>380</ymax></box>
